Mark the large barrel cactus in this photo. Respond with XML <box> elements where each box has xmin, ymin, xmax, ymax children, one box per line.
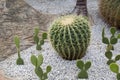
<box><xmin>49</xmin><ymin>15</ymin><xmax>90</xmax><ymax>60</ymax></box>
<box><xmin>99</xmin><ymin>0</ymin><xmax>120</xmax><ymax>28</ymax></box>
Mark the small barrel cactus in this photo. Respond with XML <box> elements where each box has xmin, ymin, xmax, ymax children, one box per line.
<box><xmin>99</xmin><ymin>0</ymin><xmax>120</xmax><ymax>28</ymax></box>
<box><xmin>49</xmin><ymin>15</ymin><xmax>90</xmax><ymax>60</ymax></box>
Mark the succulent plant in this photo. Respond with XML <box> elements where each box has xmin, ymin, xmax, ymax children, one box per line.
<box><xmin>102</xmin><ymin>27</ymin><xmax>120</xmax><ymax>65</ymax></box>
<box><xmin>99</xmin><ymin>0</ymin><xmax>120</xmax><ymax>28</ymax></box>
<box><xmin>31</xmin><ymin>54</ymin><xmax>52</xmax><ymax>80</ymax></box>
<box><xmin>49</xmin><ymin>15</ymin><xmax>91</xmax><ymax>60</ymax></box>
<box><xmin>110</xmin><ymin>63</ymin><xmax>120</xmax><ymax>80</ymax></box>
<box><xmin>76</xmin><ymin>60</ymin><xmax>91</xmax><ymax>79</ymax></box>
<box><xmin>14</xmin><ymin>35</ymin><xmax>24</xmax><ymax>65</ymax></box>
<box><xmin>33</xmin><ymin>28</ymin><xmax>47</xmax><ymax>50</ymax></box>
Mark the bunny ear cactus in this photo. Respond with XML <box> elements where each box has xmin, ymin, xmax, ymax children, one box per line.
<box><xmin>33</xmin><ymin>28</ymin><xmax>47</xmax><ymax>50</ymax></box>
<box><xmin>49</xmin><ymin>15</ymin><xmax>90</xmax><ymax>60</ymax></box>
<box><xmin>31</xmin><ymin>54</ymin><xmax>52</xmax><ymax>80</ymax></box>
<box><xmin>102</xmin><ymin>27</ymin><xmax>118</xmax><ymax>46</ymax></box>
<box><xmin>14</xmin><ymin>35</ymin><xmax>24</xmax><ymax>65</ymax></box>
<box><xmin>76</xmin><ymin>60</ymin><xmax>91</xmax><ymax>79</ymax></box>
<box><xmin>102</xmin><ymin>27</ymin><xmax>120</xmax><ymax>65</ymax></box>
<box><xmin>110</xmin><ymin>63</ymin><xmax>120</xmax><ymax>80</ymax></box>
<box><xmin>99</xmin><ymin>0</ymin><xmax>120</xmax><ymax>28</ymax></box>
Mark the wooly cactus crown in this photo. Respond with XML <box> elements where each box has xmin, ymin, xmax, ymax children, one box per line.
<box><xmin>49</xmin><ymin>15</ymin><xmax>90</xmax><ymax>60</ymax></box>
<box><xmin>99</xmin><ymin>0</ymin><xmax>120</xmax><ymax>28</ymax></box>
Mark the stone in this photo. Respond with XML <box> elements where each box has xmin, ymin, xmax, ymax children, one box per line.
<box><xmin>0</xmin><ymin>0</ymin><xmax>57</xmax><ymax>61</ymax></box>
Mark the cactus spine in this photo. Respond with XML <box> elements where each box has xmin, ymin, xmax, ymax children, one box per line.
<box><xmin>49</xmin><ymin>15</ymin><xmax>90</xmax><ymax>60</ymax></box>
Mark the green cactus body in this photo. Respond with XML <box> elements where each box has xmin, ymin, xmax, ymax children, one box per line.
<box><xmin>14</xmin><ymin>35</ymin><xmax>24</xmax><ymax>65</ymax></box>
<box><xmin>33</xmin><ymin>28</ymin><xmax>48</xmax><ymax>50</ymax></box>
<box><xmin>102</xmin><ymin>27</ymin><xmax>120</xmax><ymax>65</ymax></box>
<box><xmin>31</xmin><ymin>54</ymin><xmax>52</xmax><ymax>80</ymax></box>
<box><xmin>76</xmin><ymin>60</ymin><xmax>91</xmax><ymax>79</ymax></box>
<box><xmin>110</xmin><ymin>63</ymin><xmax>120</xmax><ymax>80</ymax></box>
<box><xmin>49</xmin><ymin>15</ymin><xmax>90</xmax><ymax>60</ymax></box>
<box><xmin>99</xmin><ymin>0</ymin><xmax>120</xmax><ymax>28</ymax></box>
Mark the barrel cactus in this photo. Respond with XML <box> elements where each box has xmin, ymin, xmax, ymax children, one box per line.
<box><xmin>49</xmin><ymin>15</ymin><xmax>90</xmax><ymax>60</ymax></box>
<box><xmin>99</xmin><ymin>0</ymin><xmax>120</xmax><ymax>28</ymax></box>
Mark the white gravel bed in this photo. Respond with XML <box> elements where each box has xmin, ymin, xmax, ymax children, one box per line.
<box><xmin>0</xmin><ymin>35</ymin><xmax>120</xmax><ymax>80</ymax></box>
<box><xmin>1</xmin><ymin>0</ymin><xmax>120</xmax><ymax>80</ymax></box>
<box><xmin>24</xmin><ymin>0</ymin><xmax>76</xmax><ymax>15</ymax></box>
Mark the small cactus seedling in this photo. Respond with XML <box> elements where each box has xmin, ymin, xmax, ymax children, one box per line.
<box><xmin>102</xmin><ymin>27</ymin><xmax>118</xmax><ymax>49</ymax></box>
<box><xmin>76</xmin><ymin>60</ymin><xmax>91</xmax><ymax>79</ymax></box>
<box><xmin>33</xmin><ymin>28</ymin><xmax>47</xmax><ymax>50</ymax></box>
<box><xmin>14</xmin><ymin>35</ymin><xmax>24</xmax><ymax>65</ymax></box>
<box><xmin>105</xmin><ymin>51</ymin><xmax>120</xmax><ymax>65</ymax></box>
<box><xmin>31</xmin><ymin>54</ymin><xmax>52</xmax><ymax>80</ymax></box>
<box><xmin>102</xmin><ymin>27</ymin><xmax>120</xmax><ymax>65</ymax></box>
<box><xmin>110</xmin><ymin>63</ymin><xmax>120</xmax><ymax>80</ymax></box>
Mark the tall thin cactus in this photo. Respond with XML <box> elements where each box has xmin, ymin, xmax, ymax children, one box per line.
<box><xmin>14</xmin><ymin>35</ymin><xmax>24</xmax><ymax>65</ymax></box>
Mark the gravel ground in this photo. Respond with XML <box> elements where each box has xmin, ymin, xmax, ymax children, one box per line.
<box><xmin>24</xmin><ymin>0</ymin><xmax>76</xmax><ymax>15</ymax></box>
<box><xmin>0</xmin><ymin>0</ymin><xmax>120</xmax><ymax>80</ymax></box>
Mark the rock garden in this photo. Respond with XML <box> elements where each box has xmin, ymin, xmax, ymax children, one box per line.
<box><xmin>0</xmin><ymin>0</ymin><xmax>120</xmax><ymax>80</ymax></box>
